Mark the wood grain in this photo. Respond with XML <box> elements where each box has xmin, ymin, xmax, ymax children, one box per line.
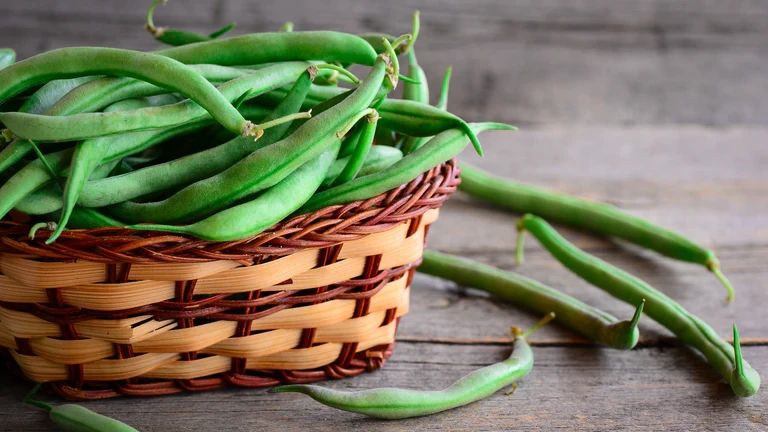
<box><xmin>1</xmin><ymin>3</ymin><xmax>767</xmax><ymax>430</ymax></box>
<box><xmin>2</xmin><ymin>128</ymin><xmax>766</xmax><ymax>431</ymax></box>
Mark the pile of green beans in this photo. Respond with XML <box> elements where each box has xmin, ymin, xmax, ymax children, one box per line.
<box><xmin>3</xmin><ymin>4</ymin><xmax>760</xmax><ymax>425</ymax></box>
<box><xmin>0</xmin><ymin>9</ymin><xmax>505</xmax><ymax>242</ymax></box>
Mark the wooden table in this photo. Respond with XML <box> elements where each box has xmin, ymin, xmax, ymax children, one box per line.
<box><xmin>2</xmin><ymin>128</ymin><xmax>766</xmax><ymax>431</ymax></box>
<box><xmin>2</xmin><ymin>1</ymin><xmax>768</xmax><ymax>430</ymax></box>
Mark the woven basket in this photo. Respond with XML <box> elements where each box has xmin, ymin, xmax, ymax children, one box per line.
<box><xmin>0</xmin><ymin>159</ymin><xmax>460</xmax><ymax>400</ymax></box>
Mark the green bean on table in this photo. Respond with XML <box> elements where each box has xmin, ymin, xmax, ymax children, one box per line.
<box><xmin>270</xmin><ymin>313</ymin><xmax>552</xmax><ymax>420</ymax></box>
<box><xmin>419</xmin><ymin>250</ymin><xmax>643</xmax><ymax>350</ymax></box>
<box><xmin>515</xmin><ymin>214</ymin><xmax>760</xmax><ymax>397</ymax></box>
<box><xmin>459</xmin><ymin>163</ymin><xmax>736</xmax><ymax>302</ymax></box>
<box><xmin>24</xmin><ymin>384</ymin><xmax>139</xmax><ymax>432</ymax></box>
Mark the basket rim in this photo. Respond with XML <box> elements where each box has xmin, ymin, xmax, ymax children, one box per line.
<box><xmin>0</xmin><ymin>158</ymin><xmax>460</xmax><ymax>264</ymax></box>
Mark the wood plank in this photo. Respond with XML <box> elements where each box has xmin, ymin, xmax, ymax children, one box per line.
<box><xmin>406</xmin><ymin>127</ymin><xmax>768</xmax><ymax>341</ymax></box>
<box><xmin>2</xmin><ymin>343</ymin><xmax>767</xmax><ymax>431</ymax></box>
<box><xmin>2</xmin><ymin>1</ymin><xmax>768</xmax><ymax>126</ymax></box>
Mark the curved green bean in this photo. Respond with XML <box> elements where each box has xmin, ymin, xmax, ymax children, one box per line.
<box><xmin>299</xmin><ymin>122</ymin><xmax>513</xmax><ymax>214</ymax></box>
<box><xmin>48</xmin><ymin>95</ymin><xmax>172</xmax><ymax>243</ymax></box>
<box><xmin>0</xmin><ymin>62</ymin><xmax>310</xmax><ymax>142</ymax></box>
<box><xmin>0</xmin><ymin>47</ymin><xmax>257</xmax><ymax>137</ymax></box>
<box><xmin>321</xmin><ymin>145</ymin><xmax>403</xmax><ymax>189</ymax></box>
<box><xmin>45</xmin><ymin>64</ymin><xmax>251</xmax><ymax>117</ymax></box>
<box><xmin>459</xmin><ymin>163</ymin><xmax>735</xmax><ymax>302</ymax></box>
<box><xmin>330</xmin><ymin>110</ymin><xmax>379</xmax><ymax>187</ymax></box>
<box><xmin>76</xmin><ymin>69</ymin><xmax>315</xmax><ymax>209</ymax></box>
<box><xmin>128</xmin><ymin>141</ymin><xmax>341</xmax><ymax>241</ymax></box>
<box><xmin>24</xmin><ymin>385</ymin><xmax>138</xmax><ymax>432</ymax></box>
<box><xmin>158</xmin><ymin>31</ymin><xmax>377</xmax><ymax>67</ymax></box>
<box><xmin>145</xmin><ymin>0</ymin><xmax>235</xmax><ymax>46</ymax></box>
<box><xmin>114</xmin><ymin>55</ymin><xmax>390</xmax><ymax>224</ymax></box>
<box><xmin>516</xmin><ymin>214</ymin><xmax>760</xmax><ymax>397</ymax></box>
<box><xmin>419</xmin><ymin>250</ymin><xmax>643</xmax><ymax>350</ymax></box>
<box><xmin>270</xmin><ymin>314</ymin><xmax>551</xmax><ymax>419</ymax></box>
<box><xmin>19</xmin><ymin>76</ymin><xmax>100</xmax><ymax>115</ymax></box>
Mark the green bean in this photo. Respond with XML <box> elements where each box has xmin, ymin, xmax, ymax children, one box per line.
<box><xmin>129</xmin><ymin>141</ymin><xmax>341</xmax><ymax>241</ymax></box>
<box><xmin>0</xmin><ymin>61</ymin><xmax>311</xmax><ymax>142</ymax></box>
<box><xmin>0</xmin><ymin>48</ymin><xmax>259</xmax><ymax>138</ymax></box>
<box><xmin>459</xmin><ymin>164</ymin><xmax>735</xmax><ymax>302</ymax></box>
<box><xmin>321</xmin><ymin>145</ymin><xmax>403</xmax><ymax>189</ymax></box>
<box><xmin>76</xmin><ymin>69</ymin><xmax>315</xmax><ymax>209</ymax></box>
<box><xmin>145</xmin><ymin>0</ymin><xmax>235</xmax><ymax>46</ymax></box>
<box><xmin>0</xmin><ymin>48</ymin><xmax>15</xmax><ymax>70</ymax></box>
<box><xmin>278</xmin><ymin>22</ymin><xmax>294</xmax><ymax>33</ymax></box>
<box><xmin>114</xmin><ymin>55</ymin><xmax>391</xmax><ymax>224</ymax></box>
<box><xmin>400</xmin><ymin>47</ymin><xmax>431</xmax><ymax>155</ymax></box>
<box><xmin>436</xmin><ymin>66</ymin><xmax>452</xmax><ymax>111</ymax></box>
<box><xmin>0</xmin><ymin>76</ymin><xmax>103</xmax><ymax>174</ymax></box>
<box><xmin>270</xmin><ymin>313</ymin><xmax>552</xmax><ymax>420</ymax></box>
<box><xmin>260</xmin><ymin>84</ymin><xmax>484</xmax><ymax>155</ymax></box>
<box><xmin>419</xmin><ymin>250</ymin><xmax>642</xmax><ymax>350</ymax></box>
<box><xmin>16</xmin><ymin>160</ymin><xmax>119</xmax><ymax>215</ymax></box>
<box><xmin>516</xmin><ymin>214</ymin><xmax>760</xmax><ymax>397</ymax></box>
<box><xmin>0</xmin><ymin>111</ymin><xmax>231</xmax><ymax>220</ymax></box>
<box><xmin>158</xmin><ymin>31</ymin><xmax>378</xmax><ymax>67</ymax></box>
<box><xmin>48</xmin><ymin>95</ymin><xmax>174</xmax><ymax>243</ymax></box>
<box><xmin>330</xmin><ymin>110</ymin><xmax>379</xmax><ymax>187</ymax></box>
<box><xmin>19</xmin><ymin>76</ymin><xmax>100</xmax><ymax>115</ymax></box>
<box><xmin>299</xmin><ymin>122</ymin><xmax>513</xmax><ymax>214</ymax></box>
<box><xmin>24</xmin><ymin>385</ymin><xmax>138</xmax><ymax>432</ymax></box>
<box><xmin>45</xmin><ymin>64</ymin><xmax>251</xmax><ymax>117</ymax></box>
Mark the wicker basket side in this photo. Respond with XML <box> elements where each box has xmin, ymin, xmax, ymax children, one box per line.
<box><xmin>0</xmin><ymin>159</ymin><xmax>460</xmax><ymax>400</ymax></box>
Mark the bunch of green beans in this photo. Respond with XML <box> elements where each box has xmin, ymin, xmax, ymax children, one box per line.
<box><xmin>4</xmin><ymin>5</ymin><xmax>760</xmax><ymax>426</ymax></box>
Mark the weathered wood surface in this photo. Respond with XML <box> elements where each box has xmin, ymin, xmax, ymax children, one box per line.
<box><xmin>2</xmin><ymin>0</ymin><xmax>768</xmax><ymax>126</ymax></box>
<box><xmin>2</xmin><ymin>128</ymin><xmax>767</xmax><ymax>431</ymax></box>
<box><xmin>2</xmin><ymin>1</ymin><xmax>768</xmax><ymax>430</ymax></box>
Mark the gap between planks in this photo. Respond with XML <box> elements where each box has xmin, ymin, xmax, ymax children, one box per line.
<box><xmin>396</xmin><ymin>335</ymin><xmax>768</xmax><ymax>347</ymax></box>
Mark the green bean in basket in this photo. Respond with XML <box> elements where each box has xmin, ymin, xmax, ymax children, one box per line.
<box><xmin>114</xmin><ymin>53</ymin><xmax>393</xmax><ymax>225</ymax></box>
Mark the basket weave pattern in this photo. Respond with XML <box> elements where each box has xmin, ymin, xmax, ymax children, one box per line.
<box><xmin>0</xmin><ymin>159</ymin><xmax>459</xmax><ymax>400</ymax></box>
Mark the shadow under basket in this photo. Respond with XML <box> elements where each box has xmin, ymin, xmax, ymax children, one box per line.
<box><xmin>0</xmin><ymin>159</ymin><xmax>460</xmax><ymax>400</ymax></box>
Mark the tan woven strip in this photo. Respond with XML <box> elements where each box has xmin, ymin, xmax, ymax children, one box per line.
<box><xmin>193</xmin><ymin>249</ymin><xmax>319</xmax><ymax>295</ymax></box>
<box><xmin>336</xmin><ymin>222</ymin><xmax>409</xmax><ymax>259</ymax></box>
<box><xmin>128</xmin><ymin>260</ymin><xmax>242</xmax><ymax>282</ymax></box>
<box><xmin>421</xmin><ymin>208</ymin><xmax>440</xmax><ymax>225</ymax></box>
<box><xmin>0</xmin><ymin>254</ymin><xmax>105</xmax><ymax>288</ymax></box>
<box><xmin>0</xmin><ymin>308</ymin><xmax>176</xmax><ymax>344</ymax></box>
<box><xmin>60</xmin><ymin>280</ymin><xmax>176</xmax><ymax>311</ymax></box>
<box><xmin>0</xmin><ymin>274</ymin><xmax>47</xmax><ymax>302</ymax></box>
<box><xmin>202</xmin><ymin>329</ymin><xmax>303</xmax><ymax>358</ymax></box>
<box><xmin>133</xmin><ymin>321</ymin><xmax>237</xmax><ymax>353</ymax></box>
<box><xmin>146</xmin><ymin>320</ymin><xmax>399</xmax><ymax>379</ymax></box>
<box><xmin>10</xmin><ymin>350</ymin><xmax>180</xmax><ymax>382</ymax></box>
<box><xmin>0</xmin><ymin>324</ymin><xmax>16</xmax><ymax>349</ymax></box>
<box><xmin>28</xmin><ymin>337</ymin><xmax>114</xmax><ymax>365</ymax></box>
